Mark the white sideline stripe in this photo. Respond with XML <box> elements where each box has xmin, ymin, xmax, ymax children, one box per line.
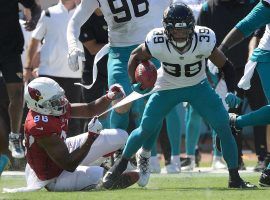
<box><xmin>1</xmin><ymin>167</ymin><xmax>257</xmax><ymax>177</ymax></box>
<box><xmin>2</xmin><ymin>171</ymin><xmax>25</xmax><ymax>176</ymax></box>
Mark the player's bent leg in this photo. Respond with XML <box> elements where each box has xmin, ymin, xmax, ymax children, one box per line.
<box><xmin>46</xmin><ymin>166</ymin><xmax>104</xmax><ymax>191</ymax></box>
<box><xmin>65</xmin><ymin>129</ymin><xmax>128</xmax><ymax>166</ymax></box>
<box><xmin>189</xmin><ymin>81</ymin><xmax>256</xmax><ymax>188</ymax></box>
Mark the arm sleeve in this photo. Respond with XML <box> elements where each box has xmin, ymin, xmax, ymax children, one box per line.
<box><xmin>236</xmin><ymin>1</ymin><xmax>270</xmax><ymax>37</ymax></box>
<box><xmin>67</xmin><ymin>0</ymin><xmax>99</xmax><ymax>52</ymax></box>
<box><xmin>31</xmin><ymin>11</ymin><xmax>46</xmax><ymax>40</ymax></box>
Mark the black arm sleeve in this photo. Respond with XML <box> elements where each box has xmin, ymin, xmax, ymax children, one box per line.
<box><xmin>221</xmin><ymin>59</ymin><xmax>237</xmax><ymax>93</ymax></box>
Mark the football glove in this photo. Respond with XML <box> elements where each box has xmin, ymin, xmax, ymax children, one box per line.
<box><xmin>88</xmin><ymin>117</ymin><xmax>102</xmax><ymax>134</ymax></box>
<box><xmin>132</xmin><ymin>83</ymin><xmax>153</xmax><ymax>94</ymax></box>
<box><xmin>67</xmin><ymin>48</ymin><xmax>84</xmax><ymax>72</ymax></box>
<box><xmin>225</xmin><ymin>92</ymin><xmax>242</xmax><ymax>109</ymax></box>
<box><xmin>106</xmin><ymin>84</ymin><xmax>126</xmax><ymax>101</ymax></box>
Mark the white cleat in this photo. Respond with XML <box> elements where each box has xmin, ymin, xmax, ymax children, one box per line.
<box><xmin>150</xmin><ymin>156</ymin><xmax>161</xmax><ymax>174</ymax></box>
<box><xmin>211</xmin><ymin>156</ymin><xmax>227</xmax><ymax>170</ymax></box>
<box><xmin>9</xmin><ymin>133</ymin><xmax>25</xmax><ymax>159</ymax></box>
<box><xmin>136</xmin><ymin>148</ymin><xmax>151</xmax><ymax>187</ymax></box>
<box><xmin>161</xmin><ymin>163</ymin><xmax>180</xmax><ymax>174</ymax></box>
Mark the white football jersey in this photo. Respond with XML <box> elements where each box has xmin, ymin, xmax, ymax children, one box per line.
<box><xmin>258</xmin><ymin>25</ymin><xmax>270</xmax><ymax>51</ymax></box>
<box><xmin>146</xmin><ymin>26</ymin><xmax>216</xmax><ymax>88</ymax></box>
<box><xmin>98</xmin><ymin>0</ymin><xmax>169</xmax><ymax>47</ymax></box>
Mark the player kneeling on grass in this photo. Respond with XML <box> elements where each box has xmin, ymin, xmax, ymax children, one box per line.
<box><xmin>4</xmin><ymin>77</ymin><xmax>139</xmax><ymax>192</ymax></box>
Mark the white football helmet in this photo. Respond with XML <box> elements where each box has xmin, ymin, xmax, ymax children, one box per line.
<box><xmin>24</xmin><ymin>77</ymin><xmax>69</xmax><ymax>116</ymax></box>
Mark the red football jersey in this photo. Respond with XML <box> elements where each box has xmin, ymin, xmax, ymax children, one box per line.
<box><xmin>24</xmin><ymin>107</ymin><xmax>70</xmax><ymax>181</ymax></box>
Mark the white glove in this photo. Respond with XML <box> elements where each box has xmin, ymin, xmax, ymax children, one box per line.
<box><xmin>67</xmin><ymin>48</ymin><xmax>84</xmax><ymax>72</ymax></box>
<box><xmin>106</xmin><ymin>84</ymin><xmax>126</xmax><ymax>101</ymax></box>
<box><xmin>88</xmin><ymin>117</ymin><xmax>102</xmax><ymax>134</ymax></box>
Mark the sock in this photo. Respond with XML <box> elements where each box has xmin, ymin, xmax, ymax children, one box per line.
<box><xmin>185</xmin><ymin>106</ymin><xmax>201</xmax><ymax>155</ymax></box>
<box><xmin>166</xmin><ymin>105</ymin><xmax>181</xmax><ymax>155</ymax></box>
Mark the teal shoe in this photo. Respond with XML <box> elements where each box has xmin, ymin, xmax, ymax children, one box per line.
<box><xmin>0</xmin><ymin>154</ymin><xmax>9</xmax><ymax>176</ymax></box>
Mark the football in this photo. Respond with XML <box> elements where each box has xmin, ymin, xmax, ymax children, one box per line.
<box><xmin>135</xmin><ymin>60</ymin><xmax>157</xmax><ymax>89</ymax></box>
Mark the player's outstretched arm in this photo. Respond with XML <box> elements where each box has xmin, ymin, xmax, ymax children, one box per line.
<box><xmin>128</xmin><ymin>43</ymin><xmax>153</xmax><ymax>83</ymax></box>
<box><xmin>70</xmin><ymin>84</ymin><xmax>125</xmax><ymax>118</ymax></box>
<box><xmin>219</xmin><ymin>28</ymin><xmax>245</xmax><ymax>53</ymax></box>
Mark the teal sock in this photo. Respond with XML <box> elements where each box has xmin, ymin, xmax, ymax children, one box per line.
<box><xmin>166</xmin><ymin>104</ymin><xmax>181</xmax><ymax>155</ymax></box>
<box><xmin>185</xmin><ymin>105</ymin><xmax>201</xmax><ymax>155</ymax></box>
<box><xmin>123</xmin><ymin>127</ymin><xmax>146</xmax><ymax>158</ymax></box>
<box><xmin>131</xmin><ymin>98</ymin><xmax>145</xmax><ymax>127</ymax></box>
<box><xmin>0</xmin><ymin>154</ymin><xmax>9</xmax><ymax>174</ymax></box>
<box><xmin>110</xmin><ymin>110</ymin><xmax>129</xmax><ymax>130</ymax></box>
<box><xmin>151</xmin><ymin>142</ymin><xmax>158</xmax><ymax>157</ymax></box>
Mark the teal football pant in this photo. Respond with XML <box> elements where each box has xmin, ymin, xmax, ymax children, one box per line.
<box><xmin>123</xmin><ymin>80</ymin><xmax>238</xmax><ymax>169</ymax></box>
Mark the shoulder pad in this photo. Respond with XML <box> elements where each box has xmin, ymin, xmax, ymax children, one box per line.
<box><xmin>145</xmin><ymin>28</ymin><xmax>167</xmax><ymax>56</ymax></box>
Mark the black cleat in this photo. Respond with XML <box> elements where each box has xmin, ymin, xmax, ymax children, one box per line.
<box><xmin>110</xmin><ymin>171</ymin><xmax>139</xmax><ymax>189</ymax></box>
<box><xmin>259</xmin><ymin>169</ymin><xmax>270</xmax><ymax>187</ymax></box>
<box><xmin>102</xmin><ymin>158</ymin><xmax>129</xmax><ymax>189</ymax></box>
<box><xmin>229</xmin><ymin>178</ymin><xmax>257</xmax><ymax>189</ymax></box>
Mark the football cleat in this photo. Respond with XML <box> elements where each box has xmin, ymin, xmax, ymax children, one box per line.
<box><xmin>9</xmin><ymin>133</ymin><xmax>25</xmax><ymax>159</ymax></box>
<box><xmin>136</xmin><ymin>149</ymin><xmax>151</xmax><ymax>187</ymax></box>
<box><xmin>110</xmin><ymin>171</ymin><xmax>139</xmax><ymax>189</ymax></box>
<box><xmin>102</xmin><ymin>158</ymin><xmax>128</xmax><ymax>189</ymax></box>
<box><xmin>259</xmin><ymin>169</ymin><xmax>270</xmax><ymax>187</ymax></box>
<box><xmin>211</xmin><ymin>156</ymin><xmax>226</xmax><ymax>170</ymax></box>
<box><xmin>254</xmin><ymin>160</ymin><xmax>266</xmax><ymax>172</ymax></box>
<box><xmin>228</xmin><ymin>178</ymin><xmax>257</xmax><ymax>189</ymax></box>
<box><xmin>149</xmin><ymin>156</ymin><xmax>161</xmax><ymax>174</ymax></box>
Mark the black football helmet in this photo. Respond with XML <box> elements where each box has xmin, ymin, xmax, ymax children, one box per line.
<box><xmin>163</xmin><ymin>3</ymin><xmax>195</xmax><ymax>49</ymax></box>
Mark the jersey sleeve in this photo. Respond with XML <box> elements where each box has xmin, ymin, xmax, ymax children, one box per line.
<box><xmin>196</xmin><ymin>26</ymin><xmax>216</xmax><ymax>58</ymax></box>
<box><xmin>31</xmin><ymin>11</ymin><xmax>47</xmax><ymax>40</ymax></box>
<box><xmin>145</xmin><ymin>28</ymin><xmax>166</xmax><ymax>59</ymax></box>
<box><xmin>236</xmin><ymin>1</ymin><xmax>270</xmax><ymax>37</ymax></box>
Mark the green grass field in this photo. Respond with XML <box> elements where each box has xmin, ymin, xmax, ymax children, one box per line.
<box><xmin>1</xmin><ymin>172</ymin><xmax>270</xmax><ymax>200</ymax></box>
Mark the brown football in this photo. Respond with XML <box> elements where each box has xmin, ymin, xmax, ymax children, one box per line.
<box><xmin>135</xmin><ymin>60</ymin><xmax>157</xmax><ymax>89</ymax></box>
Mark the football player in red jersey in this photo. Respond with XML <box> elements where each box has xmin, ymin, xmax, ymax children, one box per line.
<box><xmin>10</xmin><ymin>77</ymin><xmax>139</xmax><ymax>192</ymax></box>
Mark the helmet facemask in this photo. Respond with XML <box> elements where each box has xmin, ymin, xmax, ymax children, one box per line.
<box><xmin>41</xmin><ymin>93</ymin><xmax>69</xmax><ymax>116</ymax></box>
